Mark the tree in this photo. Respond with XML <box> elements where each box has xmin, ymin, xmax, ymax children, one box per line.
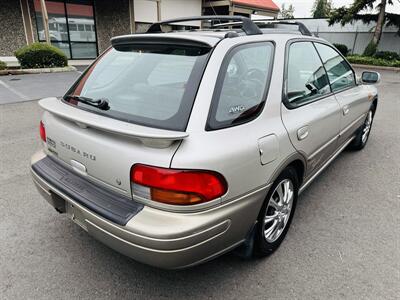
<box><xmin>279</xmin><ymin>4</ymin><xmax>295</xmax><ymax>19</ymax></box>
<box><xmin>329</xmin><ymin>0</ymin><xmax>400</xmax><ymax>56</ymax></box>
<box><xmin>312</xmin><ymin>0</ymin><xmax>332</xmax><ymax>18</ymax></box>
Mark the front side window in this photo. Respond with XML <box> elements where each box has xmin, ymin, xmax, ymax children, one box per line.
<box><xmin>286</xmin><ymin>42</ymin><xmax>331</xmax><ymax>107</ymax></box>
<box><xmin>64</xmin><ymin>44</ymin><xmax>210</xmax><ymax>131</ymax></box>
<box><xmin>207</xmin><ymin>42</ymin><xmax>274</xmax><ymax>130</ymax></box>
<box><xmin>314</xmin><ymin>43</ymin><xmax>355</xmax><ymax>92</ymax></box>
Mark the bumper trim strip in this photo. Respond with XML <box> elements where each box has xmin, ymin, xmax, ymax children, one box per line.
<box><xmin>32</xmin><ymin>156</ymin><xmax>143</xmax><ymax>226</ymax></box>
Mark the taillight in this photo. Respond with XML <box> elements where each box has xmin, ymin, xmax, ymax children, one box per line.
<box><xmin>131</xmin><ymin>164</ymin><xmax>227</xmax><ymax>205</ymax></box>
<box><xmin>39</xmin><ymin>121</ymin><xmax>46</xmax><ymax>142</ymax></box>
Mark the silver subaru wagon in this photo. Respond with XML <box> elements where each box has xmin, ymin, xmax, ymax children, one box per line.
<box><xmin>31</xmin><ymin>16</ymin><xmax>380</xmax><ymax>269</ymax></box>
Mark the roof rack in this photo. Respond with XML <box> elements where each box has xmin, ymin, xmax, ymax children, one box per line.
<box><xmin>254</xmin><ymin>20</ymin><xmax>313</xmax><ymax>36</ymax></box>
<box><xmin>209</xmin><ymin>20</ymin><xmax>313</xmax><ymax>36</ymax></box>
<box><xmin>146</xmin><ymin>15</ymin><xmax>263</xmax><ymax>36</ymax></box>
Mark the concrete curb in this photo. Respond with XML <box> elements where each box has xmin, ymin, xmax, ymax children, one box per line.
<box><xmin>351</xmin><ymin>64</ymin><xmax>400</xmax><ymax>72</ymax></box>
<box><xmin>0</xmin><ymin>66</ymin><xmax>77</xmax><ymax>76</ymax></box>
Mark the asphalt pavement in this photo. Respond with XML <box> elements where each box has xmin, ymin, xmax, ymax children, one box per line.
<box><xmin>0</xmin><ymin>71</ymin><xmax>80</xmax><ymax>104</ymax></box>
<box><xmin>0</xmin><ymin>69</ymin><xmax>399</xmax><ymax>299</ymax></box>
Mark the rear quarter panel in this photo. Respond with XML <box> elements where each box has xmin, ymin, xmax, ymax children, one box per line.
<box><xmin>171</xmin><ymin>35</ymin><xmax>299</xmax><ymax>205</ymax></box>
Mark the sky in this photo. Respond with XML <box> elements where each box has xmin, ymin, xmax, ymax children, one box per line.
<box><xmin>273</xmin><ymin>0</ymin><xmax>400</xmax><ymax>18</ymax></box>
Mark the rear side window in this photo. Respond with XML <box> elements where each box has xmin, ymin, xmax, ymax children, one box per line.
<box><xmin>286</xmin><ymin>41</ymin><xmax>330</xmax><ymax>107</ymax></box>
<box><xmin>314</xmin><ymin>43</ymin><xmax>355</xmax><ymax>92</ymax></box>
<box><xmin>64</xmin><ymin>44</ymin><xmax>210</xmax><ymax>131</ymax></box>
<box><xmin>207</xmin><ymin>42</ymin><xmax>274</xmax><ymax>130</ymax></box>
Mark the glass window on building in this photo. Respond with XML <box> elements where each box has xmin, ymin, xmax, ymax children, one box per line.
<box><xmin>34</xmin><ymin>0</ymin><xmax>98</xmax><ymax>59</ymax></box>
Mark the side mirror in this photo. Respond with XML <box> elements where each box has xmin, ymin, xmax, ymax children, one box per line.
<box><xmin>361</xmin><ymin>71</ymin><xmax>381</xmax><ymax>84</ymax></box>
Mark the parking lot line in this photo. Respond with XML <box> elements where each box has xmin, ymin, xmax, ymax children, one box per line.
<box><xmin>0</xmin><ymin>79</ymin><xmax>29</xmax><ymax>101</ymax></box>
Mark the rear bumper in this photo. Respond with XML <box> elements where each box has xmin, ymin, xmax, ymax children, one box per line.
<box><xmin>31</xmin><ymin>150</ymin><xmax>268</xmax><ymax>269</ymax></box>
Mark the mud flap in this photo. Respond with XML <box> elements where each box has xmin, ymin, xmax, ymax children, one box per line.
<box><xmin>233</xmin><ymin>221</ymin><xmax>257</xmax><ymax>258</ymax></box>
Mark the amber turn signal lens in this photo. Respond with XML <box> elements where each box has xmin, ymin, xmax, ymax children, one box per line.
<box><xmin>151</xmin><ymin>188</ymin><xmax>203</xmax><ymax>205</ymax></box>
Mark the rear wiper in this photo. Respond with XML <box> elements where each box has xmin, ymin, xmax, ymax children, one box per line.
<box><xmin>64</xmin><ymin>95</ymin><xmax>110</xmax><ymax>110</ymax></box>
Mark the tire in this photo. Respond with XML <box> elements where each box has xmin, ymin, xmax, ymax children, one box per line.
<box><xmin>254</xmin><ymin>167</ymin><xmax>299</xmax><ymax>257</ymax></box>
<box><xmin>348</xmin><ymin>105</ymin><xmax>375</xmax><ymax>151</ymax></box>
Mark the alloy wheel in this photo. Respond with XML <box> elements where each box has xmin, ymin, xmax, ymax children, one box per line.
<box><xmin>362</xmin><ymin>110</ymin><xmax>373</xmax><ymax>144</ymax></box>
<box><xmin>263</xmin><ymin>179</ymin><xmax>294</xmax><ymax>243</ymax></box>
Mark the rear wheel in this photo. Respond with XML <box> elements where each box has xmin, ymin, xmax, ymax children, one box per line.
<box><xmin>348</xmin><ymin>106</ymin><xmax>375</xmax><ymax>151</ymax></box>
<box><xmin>254</xmin><ymin>167</ymin><xmax>298</xmax><ymax>257</ymax></box>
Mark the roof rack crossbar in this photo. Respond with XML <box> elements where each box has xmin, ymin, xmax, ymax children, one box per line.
<box><xmin>146</xmin><ymin>15</ymin><xmax>263</xmax><ymax>36</ymax></box>
<box><xmin>212</xmin><ymin>20</ymin><xmax>313</xmax><ymax>36</ymax></box>
<box><xmin>254</xmin><ymin>20</ymin><xmax>313</xmax><ymax>36</ymax></box>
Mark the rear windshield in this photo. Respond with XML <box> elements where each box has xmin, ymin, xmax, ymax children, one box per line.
<box><xmin>64</xmin><ymin>44</ymin><xmax>211</xmax><ymax>131</ymax></box>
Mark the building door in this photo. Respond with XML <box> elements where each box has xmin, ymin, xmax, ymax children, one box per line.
<box><xmin>34</xmin><ymin>0</ymin><xmax>98</xmax><ymax>59</ymax></box>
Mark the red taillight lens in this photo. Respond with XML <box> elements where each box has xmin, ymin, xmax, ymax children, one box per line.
<box><xmin>39</xmin><ymin>121</ymin><xmax>46</xmax><ymax>142</ymax></box>
<box><xmin>131</xmin><ymin>164</ymin><xmax>227</xmax><ymax>205</ymax></box>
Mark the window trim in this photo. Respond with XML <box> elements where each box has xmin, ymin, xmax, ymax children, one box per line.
<box><xmin>206</xmin><ymin>41</ymin><xmax>276</xmax><ymax>131</ymax></box>
<box><xmin>282</xmin><ymin>38</ymin><xmax>357</xmax><ymax>110</ymax></box>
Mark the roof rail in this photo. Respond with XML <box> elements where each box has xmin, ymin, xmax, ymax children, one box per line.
<box><xmin>146</xmin><ymin>15</ymin><xmax>263</xmax><ymax>36</ymax></box>
<box><xmin>254</xmin><ymin>20</ymin><xmax>313</xmax><ymax>36</ymax></box>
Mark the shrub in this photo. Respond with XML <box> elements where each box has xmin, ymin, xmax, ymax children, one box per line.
<box><xmin>347</xmin><ymin>55</ymin><xmax>400</xmax><ymax>68</ymax></box>
<box><xmin>15</xmin><ymin>42</ymin><xmax>68</xmax><ymax>69</ymax></box>
<box><xmin>363</xmin><ymin>41</ymin><xmax>377</xmax><ymax>57</ymax></box>
<box><xmin>333</xmin><ymin>43</ymin><xmax>349</xmax><ymax>56</ymax></box>
<box><xmin>374</xmin><ymin>51</ymin><xmax>400</xmax><ymax>61</ymax></box>
<box><xmin>392</xmin><ymin>60</ymin><xmax>400</xmax><ymax>68</ymax></box>
<box><xmin>0</xmin><ymin>60</ymin><xmax>6</xmax><ymax>71</ymax></box>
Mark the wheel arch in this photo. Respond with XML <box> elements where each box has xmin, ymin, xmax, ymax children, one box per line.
<box><xmin>268</xmin><ymin>153</ymin><xmax>306</xmax><ymax>188</ymax></box>
<box><xmin>372</xmin><ymin>97</ymin><xmax>378</xmax><ymax>114</ymax></box>
<box><xmin>287</xmin><ymin>159</ymin><xmax>305</xmax><ymax>187</ymax></box>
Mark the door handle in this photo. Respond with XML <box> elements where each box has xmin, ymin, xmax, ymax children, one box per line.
<box><xmin>297</xmin><ymin>126</ymin><xmax>309</xmax><ymax>141</ymax></box>
<box><xmin>343</xmin><ymin>105</ymin><xmax>350</xmax><ymax>115</ymax></box>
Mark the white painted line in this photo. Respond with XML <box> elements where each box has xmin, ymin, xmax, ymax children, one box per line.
<box><xmin>0</xmin><ymin>79</ymin><xmax>30</xmax><ymax>101</ymax></box>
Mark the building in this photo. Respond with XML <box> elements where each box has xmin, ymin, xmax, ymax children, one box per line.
<box><xmin>0</xmin><ymin>0</ymin><xmax>279</xmax><ymax>60</ymax></box>
<box><xmin>203</xmin><ymin>0</ymin><xmax>279</xmax><ymax>17</ymax></box>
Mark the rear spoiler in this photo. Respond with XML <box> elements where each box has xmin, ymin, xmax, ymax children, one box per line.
<box><xmin>111</xmin><ymin>34</ymin><xmax>219</xmax><ymax>49</ymax></box>
<box><xmin>39</xmin><ymin>98</ymin><xmax>188</xmax><ymax>148</ymax></box>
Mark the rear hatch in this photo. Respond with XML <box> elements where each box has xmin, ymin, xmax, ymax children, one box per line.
<box><xmin>40</xmin><ymin>35</ymin><xmax>214</xmax><ymax>196</ymax></box>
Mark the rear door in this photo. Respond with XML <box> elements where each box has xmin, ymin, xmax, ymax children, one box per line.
<box><xmin>313</xmin><ymin>42</ymin><xmax>371</xmax><ymax>145</ymax></box>
<box><xmin>281</xmin><ymin>41</ymin><xmax>341</xmax><ymax>176</ymax></box>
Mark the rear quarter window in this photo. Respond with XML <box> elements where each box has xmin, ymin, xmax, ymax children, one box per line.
<box><xmin>207</xmin><ymin>42</ymin><xmax>274</xmax><ymax>130</ymax></box>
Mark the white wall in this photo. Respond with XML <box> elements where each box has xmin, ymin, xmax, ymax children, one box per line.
<box><xmin>317</xmin><ymin>32</ymin><xmax>400</xmax><ymax>55</ymax></box>
<box><xmin>134</xmin><ymin>0</ymin><xmax>201</xmax><ymax>26</ymax></box>
<box><xmin>278</xmin><ymin>18</ymin><xmax>400</xmax><ymax>55</ymax></box>
<box><xmin>134</xmin><ymin>0</ymin><xmax>158</xmax><ymax>23</ymax></box>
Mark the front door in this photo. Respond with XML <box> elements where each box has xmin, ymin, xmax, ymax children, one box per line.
<box><xmin>313</xmin><ymin>43</ymin><xmax>371</xmax><ymax>145</ymax></box>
